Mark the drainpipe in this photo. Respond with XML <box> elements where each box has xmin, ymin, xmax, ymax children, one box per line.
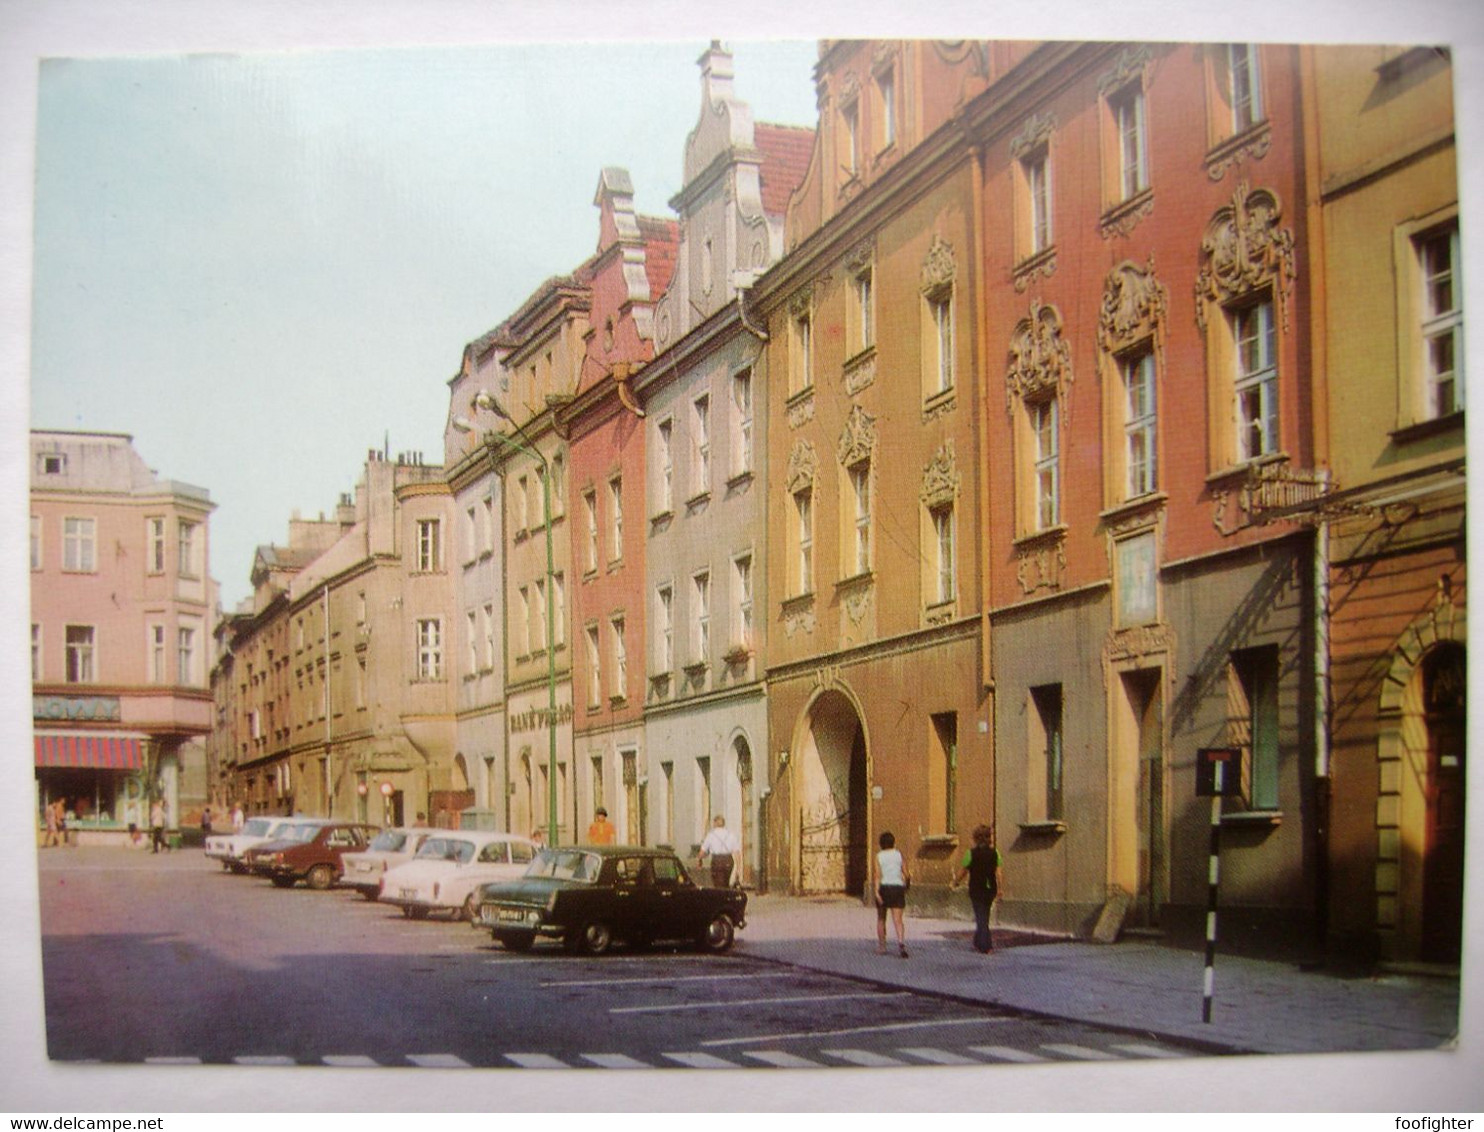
<box><xmin>737</xmin><ymin>289</ymin><xmax>769</xmax><ymax>342</ymax></box>
<box><xmin>1314</xmin><ymin>475</ymin><xmax>1332</xmax><ymax>950</ymax></box>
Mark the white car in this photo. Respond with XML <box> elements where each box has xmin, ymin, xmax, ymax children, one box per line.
<box><xmin>206</xmin><ymin>816</ymin><xmax>320</xmax><ymax>874</ymax></box>
<box><xmin>340</xmin><ymin>826</ymin><xmax>439</xmax><ymax>899</ymax></box>
<box><xmin>378</xmin><ymin>831</ymin><xmax>537</xmax><ymax>920</ymax></box>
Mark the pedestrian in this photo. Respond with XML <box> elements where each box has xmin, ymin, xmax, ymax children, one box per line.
<box><xmin>43</xmin><ymin>798</ymin><xmax>60</xmax><ymax>848</ymax></box>
<box><xmin>586</xmin><ymin>807</ymin><xmax>616</xmax><ymax>845</ymax></box>
<box><xmin>231</xmin><ymin>803</ymin><xmax>244</xmax><ymax>833</ymax></box>
<box><xmin>873</xmin><ymin>830</ymin><xmax>911</xmax><ymax>958</ymax></box>
<box><xmin>697</xmin><ymin>815</ymin><xmax>741</xmax><ymax>888</ymax></box>
<box><xmin>150</xmin><ymin>798</ymin><xmax>166</xmax><ymax>854</ymax></box>
<box><xmin>201</xmin><ymin>805</ymin><xmax>213</xmax><ymax>839</ymax></box>
<box><xmin>951</xmin><ymin>823</ymin><xmax>1003</xmax><ymax>953</ymax></box>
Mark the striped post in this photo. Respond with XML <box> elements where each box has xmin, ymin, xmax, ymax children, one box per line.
<box><xmin>1202</xmin><ymin>763</ymin><xmax>1224</xmax><ymax>1024</ymax></box>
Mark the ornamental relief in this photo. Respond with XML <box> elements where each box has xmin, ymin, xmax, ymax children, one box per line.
<box><xmin>1194</xmin><ymin>182</ymin><xmax>1297</xmax><ymax>331</ymax></box>
<box><xmin>837</xmin><ymin>405</ymin><xmax>878</xmax><ymax>468</ymax></box>
<box><xmin>1006</xmin><ymin>300</ymin><xmax>1074</xmax><ymax>420</ymax></box>
<box><xmin>921</xmin><ymin>235</ymin><xmax>957</xmax><ymax>295</ymax></box>
<box><xmin>1015</xmin><ymin>537</ymin><xmax>1067</xmax><ymax>595</ymax></box>
<box><xmin>783</xmin><ymin>601</ymin><xmax>817</xmax><ymax>639</ymax></box>
<box><xmin>1097</xmin><ymin>45</ymin><xmax>1154</xmax><ymax>97</ymax></box>
<box><xmin>787</xmin><ymin>391</ymin><xmax>816</xmax><ymax>429</ymax></box>
<box><xmin>1206</xmin><ymin>125</ymin><xmax>1272</xmax><ymax>182</ymax></box>
<box><xmin>843</xmin><ymin>352</ymin><xmax>876</xmax><ymax>396</ymax></box>
<box><xmin>1098</xmin><ymin>257</ymin><xmax>1168</xmax><ymax>357</ymax></box>
<box><xmin>1009</xmin><ymin>111</ymin><xmax>1057</xmax><ymax>161</ymax></box>
<box><xmin>920</xmin><ymin>442</ymin><xmax>961</xmax><ymax>509</ymax></box>
<box><xmin>1103</xmin><ymin>622</ymin><xmax>1175</xmax><ymax>667</ymax></box>
<box><xmin>1013</xmin><ymin>252</ymin><xmax>1057</xmax><ymax>293</ymax></box>
<box><xmin>845</xmin><ymin>240</ymin><xmax>875</xmax><ymax>276</ymax></box>
<box><xmin>788</xmin><ymin>286</ymin><xmax>815</xmax><ymax>320</ymax></box>
<box><xmin>1099</xmin><ymin>194</ymin><xmax>1155</xmax><ymax>241</ymax></box>
<box><xmin>843</xmin><ymin>582</ymin><xmax>873</xmax><ymax>626</ymax></box>
<box><xmin>786</xmin><ymin>439</ymin><xmax>819</xmax><ymax>494</ymax></box>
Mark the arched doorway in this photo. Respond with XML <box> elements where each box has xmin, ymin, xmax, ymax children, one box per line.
<box><xmin>1420</xmin><ymin>643</ymin><xmax>1465</xmax><ymax>963</ymax></box>
<box><xmin>727</xmin><ymin>735</ymin><xmax>754</xmax><ymax>885</ymax></box>
<box><xmin>796</xmin><ymin>690</ymin><xmax>868</xmax><ymax>896</ymax></box>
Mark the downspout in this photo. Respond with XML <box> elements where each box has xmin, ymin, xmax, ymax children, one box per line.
<box><xmin>323</xmin><ymin>583</ymin><xmax>332</xmax><ymax>818</ymax></box>
<box><xmin>737</xmin><ymin>288</ymin><xmax>769</xmax><ymax>342</ymax></box>
<box><xmin>969</xmin><ymin>138</ymin><xmax>997</xmax><ymax>835</ymax></box>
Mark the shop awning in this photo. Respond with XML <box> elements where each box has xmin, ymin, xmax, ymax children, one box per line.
<box><xmin>35</xmin><ymin>734</ymin><xmax>143</xmax><ymax>770</ymax></box>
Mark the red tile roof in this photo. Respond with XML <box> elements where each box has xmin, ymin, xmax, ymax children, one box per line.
<box><xmin>639</xmin><ymin>215</ymin><xmax>680</xmax><ymax>300</ymax></box>
<box><xmin>754</xmin><ymin>122</ymin><xmax>815</xmax><ymax>220</ymax></box>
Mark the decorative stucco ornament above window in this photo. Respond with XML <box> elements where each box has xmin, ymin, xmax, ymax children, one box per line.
<box><xmin>1097</xmin><ymin>44</ymin><xmax>1154</xmax><ymax>97</ymax></box>
<box><xmin>1194</xmin><ymin>182</ymin><xmax>1297</xmax><ymax>331</ymax></box>
<box><xmin>921</xmin><ymin>235</ymin><xmax>957</xmax><ymax>296</ymax></box>
<box><xmin>1098</xmin><ymin>257</ymin><xmax>1170</xmax><ymax>387</ymax></box>
<box><xmin>920</xmin><ymin>442</ymin><xmax>961</xmax><ymax>509</ymax></box>
<box><xmin>786</xmin><ymin>439</ymin><xmax>819</xmax><ymax>494</ymax></box>
<box><xmin>1006</xmin><ymin>299</ymin><xmax>1074</xmax><ymax>423</ymax></box>
<box><xmin>1009</xmin><ymin>110</ymin><xmax>1057</xmax><ymax>161</ymax></box>
<box><xmin>836</xmin><ymin>405</ymin><xmax>878</xmax><ymax>468</ymax></box>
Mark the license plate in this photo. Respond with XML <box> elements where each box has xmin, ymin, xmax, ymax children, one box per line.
<box><xmin>496</xmin><ymin>907</ymin><xmax>526</xmax><ymax>923</ymax></box>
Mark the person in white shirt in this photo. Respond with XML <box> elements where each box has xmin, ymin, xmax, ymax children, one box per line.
<box><xmin>873</xmin><ymin>830</ymin><xmax>911</xmax><ymax>957</ymax></box>
<box><xmin>697</xmin><ymin>815</ymin><xmax>741</xmax><ymax>888</ymax></box>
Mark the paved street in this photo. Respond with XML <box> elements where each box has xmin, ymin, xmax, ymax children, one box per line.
<box><xmin>38</xmin><ymin>847</ymin><xmax>1205</xmax><ymax>1070</ymax></box>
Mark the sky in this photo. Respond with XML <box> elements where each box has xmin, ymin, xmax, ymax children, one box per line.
<box><xmin>5</xmin><ymin>0</ymin><xmax>1484</xmax><ymax>1117</ymax></box>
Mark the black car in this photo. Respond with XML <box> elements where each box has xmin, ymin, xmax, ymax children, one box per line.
<box><xmin>474</xmin><ymin>845</ymin><xmax>747</xmax><ymax>955</ymax></box>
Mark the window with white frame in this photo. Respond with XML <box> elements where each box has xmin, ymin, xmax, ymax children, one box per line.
<box><xmin>63</xmin><ymin>517</ymin><xmax>95</xmax><ymax>573</ymax></box>
<box><xmin>65</xmin><ymin>625</ymin><xmax>95</xmax><ymax>684</ymax></box>
<box><xmin>657</xmin><ymin>419</ymin><xmax>674</xmax><ymax>513</ymax></box>
<box><xmin>147</xmin><ymin>517</ymin><xmax>165</xmax><ymax>573</ymax></box>
<box><xmin>656</xmin><ymin>584</ymin><xmax>674</xmax><ymax>672</ymax></box>
<box><xmin>416</xmin><ymin>519</ymin><xmax>441</xmax><ymax>572</ymax></box>
<box><xmin>1110</xmin><ymin>83</ymin><xmax>1149</xmax><ymax>201</ymax></box>
<box><xmin>692</xmin><ymin>571</ymin><xmax>710</xmax><ymax>663</ymax></box>
<box><xmin>516</xmin><ymin>586</ymin><xmax>530</xmax><ymax>656</ymax></box>
<box><xmin>533</xmin><ymin>578</ymin><xmax>547</xmax><ymax>651</ymax></box>
<box><xmin>482</xmin><ymin>494</ymin><xmax>496</xmax><ymax>553</ymax></box>
<box><xmin>840</xmin><ymin>98</ymin><xmax>859</xmax><ymax>178</ymax></box>
<box><xmin>1234</xmin><ymin>300</ymin><xmax>1278</xmax><ymax>461</ymax></box>
<box><xmin>585</xmin><ymin>623</ymin><xmax>602</xmax><ymax>706</ymax></box>
<box><xmin>791</xmin><ymin>310</ymin><xmax>813</xmax><ymax>395</ymax></box>
<box><xmin>416</xmin><ymin>619</ymin><xmax>443</xmax><ymax>680</ymax></box>
<box><xmin>926</xmin><ymin>291</ymin><xmax>954</xmax><ymax>397</ymax></box>
<box><xmin>731</xmin><ymin>370</ymin><xmax>753</xmax><ymax>477</ymax></box>
<box><xmin>1226</xmin><ymin>44</ymin><xmax>1262</xmax><ymax>134</ymax></box>
<box><xmin>482</xmin><ymin>603</ymin><xmax>496</xmax><ymax>669</ymax></box>
<box><xmin>932</xmin><ymin>504</ymin><xmax>956</xmax><ymax>604</ymax></box>
<box><xmin>30</xmin><ymin>515</ymin><xmax>41</xmax><ymax>571</ymax></box>
<box><xmin>549</xmin><ymin>455</ymin><xmax>565</xmax><ymax>517</ymax></box>
<box><xmin>608</xmin><ymin>477</ymin><xmax>623</xmax><ymax>562</ymax></box>
<box><xmin>732</xmin><ymin>554</ymin><xmax>753</xmax><ymax>650</ymax></box>
<box><xmin>467</xmin><ymin>610</ymin><xmax>479</xmax><ymax>672</ymax></box>
<box><xmin>515</xmin><ymin>475</ymin><xmax>530</xmax><ymax>532</ymax></box>
<box><xmin>610</xmin><ymin>615</ymin><xmax>627</xmax><ymax>697</ymax></box>
<box><xmin>583</xmin><ymin>490</ymin><xmax>599</xmax><ymax>573</ymax></box>
<box><xmin>177</xmin><ymin>624</ymin><xmax>198</xmax><ymax>686</ymax></box>
<box><xmin>1033</xmin><ymin>399</ymin><xmax>1060</xmax><ymax>530</ymax></box>
<box><xmin>1122</xmin><ymin>351</ymin><xmax>1158</xmax><ymax>498</ymax></box>
<box><xmin>794</xmin><ymin>488</ymin><xmax>814</xmax><ymax>595</ymax></box>
<box><xmin>692</xmin><ymin>395</ymin><xmax>710</xmax><ymax>496</ymax></box>
<box><xmin>552</xmin><ymin>572</ymin><xmax>566</xmax><ymax>646</ymax></box>
<box><xmin>849</xmin><ymin>462</ymin><xmax>871</xmax><ymax>575</ymax></box>
<box><xmin>38</xmin><ymin>452</ymin><xmax>65</xmax><ymax>475</ymax></box>
<box><xmin>1419</xmin><ymin>224</ymin><xmax>1464</xmax><ymax>418</ymax></box>
<box><xmin>149</xmin><ymin>624</ymin><xmax>167</xmax><ymax>683</ymax></box>
<box><xmin>853</xmin><ymin>266</ymin><xmax>874</xmax><ymax>354</ymax></box>
<box><xmin>876</xmin><ymin>66</ymin><xmax>896</xmax><ymax>150</ymax></box>
<box><xmin>464</xmin><ymin>506</ymin><xmax>478</xmax><ymax>562</ymax></box>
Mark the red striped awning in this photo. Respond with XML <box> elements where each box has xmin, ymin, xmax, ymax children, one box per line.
<box><xmin>35</xmin><ymin>734</ymin><xmax>143</xmax><ymax>770</ymax></box>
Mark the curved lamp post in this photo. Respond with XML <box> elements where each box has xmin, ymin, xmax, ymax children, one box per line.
<box><xmin>453</xmin><ymin>390</ymin><xmax>560</xmax><ymax>847</ymax></box>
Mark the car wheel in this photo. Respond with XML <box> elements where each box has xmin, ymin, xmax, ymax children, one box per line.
<box><xmin>699</xmin><ymin>913</ymin><xmax>735</xmax><ymax>953</ymax></box>
<box><xmin>306</xmin><ymin>864</ymin><xmax>335</xmax><ymax>891</ymax></box>
<box><xmin>269</xmin><ymin>876</ymin><xmax>296</xmax><ymax>889</ymax></box>
<box><xmin>499</xmin><ymin>933</ymin><xmax>535</xmax><ymax>952</ymax></box>
<box><xmin>359</xmin><ymin>889</ymin><xmax>379</xmax><ymax>901</ymax></box>
<box><xmin>227</xmin><ymin>862</ymin><xmax>247</xmax><ymax>875</ymax></box>
<box><xmin>406</xmin><ymin>905</ymin><xmax>429</xmax><ymax>921</ymax></box>
<box><xmin>577</xmin><ymin>920</ymin><xmax>613</xmax><ymax>956</ymax></box>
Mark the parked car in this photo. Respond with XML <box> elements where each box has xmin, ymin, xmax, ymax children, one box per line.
<box><xmin>340</xmin><ymin>826</ymin><xmax>439</xmax><ymax>899</ymax></box>
<box><xmin>244</xmin><ymin>821</ymin><xmax>378</xmax><ymax>889</ymax></box>
<box><xmin>205</xmin><ymin>816</ymin><xmax>322</xmax><ymax>874</ymax></box>
<box><xmin>474</xmin><ymin>846</ymin><xmax>747</xmax><ymax>955</ymax></box>
<box><xmin>378</xmin><ymin>831</ymin><xmax>537</xmax><ymax>920</ymax></box>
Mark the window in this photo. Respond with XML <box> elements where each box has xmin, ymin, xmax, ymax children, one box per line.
<box><xmin>793</xmin><ymin>488</ymin><xmax>814</xmax><ymax>595</ymax></box>
<box><xmin>30</xmin><ymin>516</ymin><xmax>40</xmax><ymax>571</ymax></box>
<box><xmin>1122</xmin><ymin>351</ymin><xmax>1158</xmax><ymax>498</ymax></box>
<box><xmin>549</xmin><ymin>455</ymin><xmax>565</xmax><ymax>517</ymax></box>
<box><xmin>926</xmin><ymin>292</ymin><xmax>954</xmax><ymax>396</ymax></box>
<box><xmin>1032</xmin><ymin>399</ymin><xmax>1060</xmax><ymax>530</ymax></box>
<box><xmin>416</xmin><ymin>619</ymin><xmax>443</xmax><ymax>680</ymax></box>
<box><xmin>464</xmin><ymin>506</ymin><xmax>478</xmax><ymax>560</ymax></box>
<box><xmin>1230</xmin><ymin>647</ymin><xmax>1279</xmax><ymax>810</ymax></box>
<box><xmin>147</xmin><ymin>517</ymin><xmax>165</xmax><ymax>573</ymax></box>
<box><xmin>1419</xmin><ymin>225</ymin><xmax>1464</xmax><ymax>417</ymax></box>
<box><xmin>516</xmin><ymin>587</ymin><xmax>530</xmax><ymax>656</ymax></box>
<box><xmin>356</xmin><ymin>657</ymin><xmax>367</xmax><ymax>709</ymax></box>
<box><xmin>696</xmin><ymin>756</ymin><xmax>713</xmax><ymax>842</ymax></box>
<box><xmin>177</xmin><ymin>625</ymin><xmax>197</xmax><ymax>686</ymax></box>
<box><xmin>733</xmin><ymin>554</ymin><xmax>753</xmax><ymax>650</ymax></box>
<box><xmin>533</xmin><ymin>578</ymin><xmax>547</xmax><ymax>651</ymax></box>
<box><xmin>1029</xmin><ymin>684</ymin><xmax>1064</xmax><ymax>823</ymax></box>
<box><xmin>1225</xmin><ymin>44</ymin><xmax>1262</xmax><ymax>133</ymax></box>
<box><xmin>876</xmin><ymin>67</ymin><xmax>896</xmax><ymax>150</ymax></box>
<box><xmin>482</xmin><ymin>495</ymin><xmax>496</xmax><ymax>553</ymax></box>
<box><xmin>149</xmin><ymin>624</ymin><xmax>167</xmax><ymax>683</ymax></box>
<box><xmin>1234</xmin><ymin>301</ymin><xmax>1278</xmax><ymax>461</ymax></box>
<box><xmin>416</xmin><ymin>519</ymin><xmax>441</xmax><ymax>572</ymax></box>
<box><xmin>840</xmin><ymin>99</ymin><xmax>859</xmax><ymax>177</ymax></box>
<box><xmin>527</xmin><ymin>473</ymin><xmax>543</xmax><ymax>530</ymax></box>
<box><xmin>31</xmin><ymin>624</ymin><xmax>41</xmax><ymax>682</ymax></box>
<box><xmin>853</xmin><ymin>267</ymin><xmax>875</xmax><ymax>354</ymax></box>
<box><xmin>692</xmin><ymin>395</ymin><xmax>710</xmax><ymax>496</ymax></box>
<box><xmin>585</xmin><ymin>624</ymin><xmax>602</xmax><ymax>706</ymax></box>
<box><xmin>1022</xmin><ymin>147</ymin><xmax>1052</xmax><ymax>256</ymax></box>
<box><xmin>467</xmin><ymin>610</ymin><xmax>479</xmax><ymax>672</ymax></box>
<box><xmin>515</xmin><ymin>474</ymin><xmax>530</xmax><ymax>531</ymax></box>
<box><xmin>1111</xmin><ymin>83</ymin><xmax>1149</xmax><ymax>200</ymax></box>
<box><xmin>661</xmin><ymin>761</ymin><xmax>675</xmax><ymax>845</ymax></box>
<box><xmin>610</xmin><ymin>615</ymin><xmax>627</xmax><ymax>697</ymax></box>
<box><xmin>731</xmin><ymin>370</ymin><xmax>753</xmax><ymax>477</ymax></box>
<box><xmin>791</xmin><ymin>310</ymin><xmax>813</xmax><ymax>395</ymax></box>
<box><xmin>929</xmin><ymin>713</ymin><xmax>958</xmax><ymax>834</ymax></box>
<box><xmin>65</xmin><ymin>625</ymin><xmax>95</xmax><ymax>684</ymax></box>
<box><xmin>583</xmin><ymin>490</ymin><xmax>599</xmax><ymax>573</ymax></box>
<box><xmin>38</xmin><ymin>452</ymin><xmax>65</xmax><ymax>475</ymax></box>
<box><xmin>693</xmin><ymin>571</ymin><xmax>710</xmax><ymax>662</ymax></box>
<box><xmin>657</xmin><ymin>419</ymin><xmax>674</xmax><ymax>513</ymax></box>
<box><xmin>482</xmin><ymin>603</ymin><xmax>496</xmax><ymax>669</ymax></box>
<box><xmin>701</xmin><ymin>236</ymin><xmax>714</xmax><ymax>296</ymax></box>
<box><xmin>608</xmin><ymin>477</ymin><xmax>624</xmax><ymax>562</ymax></box>
<box><xmin>931</xmin><ymin>504</ymin><xmax>956</xmax><ymax>604</ymax></box>
<box><xmin>849</xmin><ymin>462</ymin><xmax>871</xmax><ymax>575</ymax></box>
<box><xmin>656</xmin><ymin>584</ymin><xmax>674</xmax><ymax>672</ymax></box>
<box><xmin>552</xmin><ymin>573</ymin><xmax>566</xmax><ymax>647</ymax></box>
<box><xmin>62</xmin><ymin>517</ymin><xmax>95</xmax><ymax>573</ymax></box>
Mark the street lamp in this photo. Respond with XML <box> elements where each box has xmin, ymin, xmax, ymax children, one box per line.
<box><xmin>453</xmin><ymin>390</ymin><xmax>560</xmax><ymax>847</ymax></box>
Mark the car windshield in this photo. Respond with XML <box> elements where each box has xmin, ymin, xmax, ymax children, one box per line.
<box><xmin>241</xmin><ymin>819</ymin><xmax>273</xmax><ymax>837</ymax></box>
<box><xmin>416</xmin><ymin>838</ymin><xmax>475</xmax><ymax>864</ymax></box>
<box><xmin>524</xmin><ymin>848</ymin><xmax>603</xmax><ymax>883</ymax></box>
<box><xmin>368</xmin><ymin>830</ymin><xmax>406</xmax><ymax>852</ymax></box>
<box><xmin>279</xmin><ymin>824</ymin><xmax>324</xmax><ymax>844</ymax></box>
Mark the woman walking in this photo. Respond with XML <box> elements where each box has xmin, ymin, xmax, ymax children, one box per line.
<box><xmin>951</xmin><ymin>823</ymin><xmax>1003</xmax><ymax>953</ymax></box>
<box><xmin>873</xmin><ymin>831</ymin><xmax>911</xmax><ymax>958</ymax></box>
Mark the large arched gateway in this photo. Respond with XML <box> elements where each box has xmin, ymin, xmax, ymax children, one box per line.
<box><xmin>795</xmin><ymin>689</ymin><xmax>869</xmax><ymax>896</ymax></box>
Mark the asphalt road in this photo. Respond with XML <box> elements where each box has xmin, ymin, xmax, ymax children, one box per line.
<box><xmin>38</xmin><ymin>847</ymin><xmax>1203</xmax><ymax>1070</ymax></box>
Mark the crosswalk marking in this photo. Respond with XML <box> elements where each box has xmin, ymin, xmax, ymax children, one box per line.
<box><xmin>1112</xmin><ymin>1043</ymin><xmax>1188</xmax><ymax>1059</ymax></box>
<box><xmin>407</xmin><ymin>1053</ymin><xmax>472</xmax><ymax>1068</ymax></box>
<box><xmin>662</xmin><ymin>1051</ymin><xmax>743</xmax><ymax>1069</ymax></box>
<box><xmin>898</xmin><ymin>1047</ymin><xmax>980</xmax><ymax>1065</ymax></box>
<box><xmin>743</xmin><ymin>1050</ymin><xmax>827</xmax><ymax>1068</ymax></box>
<box><xmin>703</xmin><ymin>1014</ymin><xmax>1008</xmax><ymax>1047</ymax></box>
<box><xmin>504</xmin><ymin>1052</ymin><xmax>568</xmax><ymax>1069</ymax></box>
<box><xmin>234</xmin><ymin>1055</ymin><xmax>295</xmax><ymax>1066</ymax></box>
<box><xmin>545</xmin><ymin>973</ymin><xmax>773</xmax><ymax>988</ymax></box>
<box><xmin>580</xmin><ymin>1052</ymin><xmax>652</xmax><ymax>1069</ymax></box>
<box><xmin>969</xmin><ymin>1045</ymin><xmax>1047</xmax><ymax>1063</ymax></box>
<box><xmin>613</xmin><ymin>990</ymin><xmax>907</xmax><ymax>1015</ymax></box>
<box><xmin>822</xmin><ymin>1049</ymin><xmax>910</xmax><ymax>1067</ymax></box>
<box><xmin>1040</xmin><ymin>1043</ymin><xmax>1123</xmax><ymax>1061</ymax></box>
<box><xmin>144</xmin><ymin>1056</ymin><xmax>201</xmax><ymax>1065</ymax></box>
<box><xmin>323</xmin><ymin>1054</ymin><xmax>381</xmax><ymax>1067</ymax></box>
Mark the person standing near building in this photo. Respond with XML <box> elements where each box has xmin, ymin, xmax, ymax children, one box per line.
<box><xmin>150</xmin><ymin>798</ymin><xmax>167</xmax><ymax>854</ymax></box>
<box><xmin>231</xmin><ymin>802</ymin><xmax>244</xmax><ymax>833</ymax></box>
<box><xmin>201</xmin><ymin>806</ymin><xmax>213</xmax><ymax>840</ymax></box>
<box><xmin>951</xmin><ymin>823</ymin><xmax>1003</xmax><ymax>954</ymax></box>
<box><xmin>43</xmin><ymin>798</ymin><xmax>60</xmax><ymax>848</ymax></box>
<box><xmin>874</xmin><ymin>831</ymin><xmax>911</xmax><ymax>958</ymax></box>
<box><xmin>697</xmin><ymin>815</ymin><xmax>741</xmax><ymax>888</ymax></box>
<box><xmin>586</xmin><ymin>807</ymin><xmax>616</xmax><ymax>845</ymax></box>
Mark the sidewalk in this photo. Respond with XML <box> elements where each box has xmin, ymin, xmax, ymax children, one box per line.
<box><xmin>738</xmin><ymin>893</ymin><xmax>1462</xmax><ymax>1057</ymax></box>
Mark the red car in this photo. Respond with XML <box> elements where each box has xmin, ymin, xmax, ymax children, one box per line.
<box><xmin>244</xmin><ymin>821</ymin><xmax>379</xmax><ymax>890</ymax></box>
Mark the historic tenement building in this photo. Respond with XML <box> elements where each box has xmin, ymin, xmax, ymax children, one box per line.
<box><xmin>629</xmin><ymin>43</ymin><xmax>811</xmax><ymax>879</ymax></box>
<box><xmin>31</xmin><ymin>430</ymin><xmax>216</xmax><ymax>840</ymax></box>
<box><xmin>220</xmin><ymin>450</ymin><xmax>460</xmax><ymax>826</ymax></box>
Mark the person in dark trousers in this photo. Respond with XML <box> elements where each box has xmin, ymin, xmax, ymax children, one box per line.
<box><xmin>951</xmin><ymin>823</ymin><xmax>1003</xmax><ymax>953</ymax></box>
<box><xmin>149</xmin><ymin>798</ymin><xmax>167</xmax><ymax>853</ymax></box>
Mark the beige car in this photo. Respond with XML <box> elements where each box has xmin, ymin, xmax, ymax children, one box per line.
<box><xmin>340</xmin><ymin>826</ymin><xmax>440</xmax><ymax>899</ymax></box>
<box><xmin>378</xmin><ymin>831</ymin><xmax>538</xmax><ymax>920</ymax></box>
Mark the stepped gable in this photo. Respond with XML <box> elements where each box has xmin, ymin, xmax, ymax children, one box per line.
<box><xmin>755</xmin><ymin>121</ymin><xmax>815</xmax><ymax>219</ymax></box>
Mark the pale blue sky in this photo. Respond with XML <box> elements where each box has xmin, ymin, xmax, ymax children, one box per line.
<box><xmin>30</xmin><ymin>40</ymin><xmax>821</xmax><ymax>608</ymax></box>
